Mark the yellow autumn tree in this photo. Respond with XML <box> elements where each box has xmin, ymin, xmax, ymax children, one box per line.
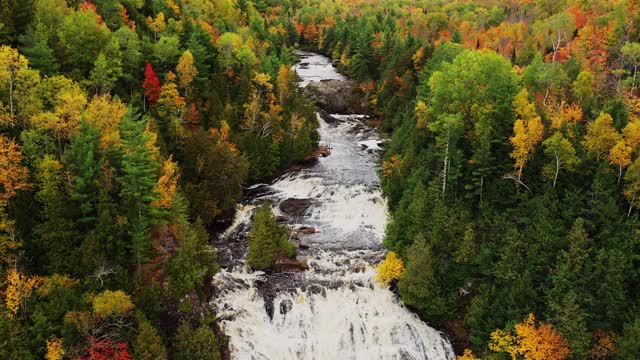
<box><xmin>31</xmin><ymin>76</ymin><xmax>87</xmax><ymax>144</ymax></box>
<box><xmin>0</xmin><ymin>45</ymin><xmax>29</xmax><ymax>119</ymax></box>
<box><xmin>92</xmin><ymin>289</ymin><xmax>134</xmax><ymax>318</ymax></box>
<box><xmin>146</xmin><ymin>12</ymin><xmax>165</xmax><ymax>40</ymax></box>
<box><xmin>490</xmin><ymin>327</ymin><xmax>519</xmax><ymax>359</ymax></box>
<box><xmin>623</xmin><ymin>119</ymin><xmax>640</xmax><ymax>150</ymax></box>
<box><xmin>276</xmin><ymin>64</ymin><xmax>292</xmax><ymax>106</ymax></box>
<box><xmin>548</xmin><ymin>101</ymin><xmax>583</xmax><ymax>130</ymax></box>
<box><xmin>156</xmin><ymin>72</ymin><xmax>186</xmax><ymax>141</ymax></box>
<box><xmin>37</xmin><ymin>274</ymin><xmax>80</xmax><ymax>297</ymax></box>
<box><xmin>45</xmin><ymin>337</ymin><xmax>64</xmax><ymax>360</ymax></box>
<box><xmin>608</xmin><ymin>139</ymin><xmax>633</xmax><ymax>185</ymax></box>
<box><xmin>176</xmin><ymin>49</ymin><xmax>197</xmax><ymax>97</ymax></box>
<box><xmin>376</xmin><ymin>251</ymin><xmax>405</xmax><ymax>285</ymax></box>
<box><xmin>490</xmin><ymin>313</ymin><xmax>570</xmax><ymax>360</ymax></box>
<box><xmin>510</xmin><ymin>89</ymin><xmax>544</xmax><ymax>180</ymax></box>
<box><xmin>153</xmin><ymin>155</ymin><xmax>180</xmax><ymax>210</ymax></box>
<box><xmin>457</xmin><ymin>349</ymin><xmax>479</xmax><ymax>360</ymax></box>
<box><xmin>583</xmin><ymin>112</ymin><xmax>620</xmax><ymax>161</ymax></box>
<box><xmin>4</xmin><ymin>268</ymin><xmax>42</xmax><ymax>317</ymax></box>
<box><xmin>84</xmin><ymin>94</ymin><xmax>126</xmax><ymax>149</ymax></box>
<box><xmin>415</xmin><ymin>101</ymin><xmax>430</xmax><ymax>129</ymax></box>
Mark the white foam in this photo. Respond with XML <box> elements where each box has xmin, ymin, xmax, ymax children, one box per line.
<box><xmin>213</xmin><ymin>52</ymin><xmax>454</xmax><ymax>360</ymax></box>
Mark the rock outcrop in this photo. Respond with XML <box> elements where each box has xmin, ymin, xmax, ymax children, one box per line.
<box><xmin>303</xmin><ymin>79</ymin><xmax>362</xmax><ymax>113</ymax></box>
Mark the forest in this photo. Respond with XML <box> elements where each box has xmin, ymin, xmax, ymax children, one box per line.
<box><xmin>1</xmin><ymin>0</ymin><xmax>640</xmax><ymax>359</ymax></box>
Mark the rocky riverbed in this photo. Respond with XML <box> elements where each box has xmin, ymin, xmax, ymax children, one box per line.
<box><xmin>209</xmin><ymin>51</ymin><xmax>454</xmax><ymax>360</ymax></box>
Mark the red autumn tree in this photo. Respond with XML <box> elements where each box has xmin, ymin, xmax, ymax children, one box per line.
<box><xmin>76</xmin><ymin>337</ymin><xmax>133</xmax><ymax>360</ymax></box>
<box><xmin>142</xmin><ymin>62</ymin><xmax>161</xmax><ymax>107</ymax></box>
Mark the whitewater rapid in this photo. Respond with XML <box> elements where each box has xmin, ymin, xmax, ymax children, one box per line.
<box><xmin>211</xmin><ymin>51</ymin><xmax>454</xmax><ymax>360</ymax></box>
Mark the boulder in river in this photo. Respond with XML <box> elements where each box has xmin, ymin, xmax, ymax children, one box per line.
<box><xmin>279</xmin><ymin>198</ymin><xmax>312</xmax><ymax>217</ymax></box>
<box><xmin>303</xmin><ymin>79</ymin><xmax>362</xmax><ymax>113</ymax></box>
<box><xmin>272</xmin><ymin>255</ymin><xmax>309</xmax><ymax>273</ymax></box>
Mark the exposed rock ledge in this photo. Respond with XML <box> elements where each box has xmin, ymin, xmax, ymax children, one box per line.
<box><xmin>303</xmin><ymin>79</ymin><xmax>362</xmax><ymax>114</ymax></box>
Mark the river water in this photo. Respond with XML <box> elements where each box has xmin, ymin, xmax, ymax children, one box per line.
<box><xmin>210</xmin><ymin>52</ymin><xmax>454</xmax><ymax>360</ymax></box>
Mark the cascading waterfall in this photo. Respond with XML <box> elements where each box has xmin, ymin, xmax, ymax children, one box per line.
<box><xmin>211</xmin><ymin>51</ymin><xmax>454</xmax><ymax>360</ymax></box>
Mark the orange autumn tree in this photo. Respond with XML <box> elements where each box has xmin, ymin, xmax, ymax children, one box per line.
<box><xmin>490</xmin><ymin>313</ymin><xmax>571</xmax><ymax>360</ymax></box>
<box><xmin>0</xmin><ymin>135</ymin><xmax>30</xmax><ymax>265</ymax></box>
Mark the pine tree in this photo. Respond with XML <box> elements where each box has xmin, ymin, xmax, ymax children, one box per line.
<box><xmin>133</xmin><ymin>315</ymin><xmax>167</xmax><ymax>360</ymax></box>
<box><xmin>349</xmin><ymin>23</ymin><xmax>375</xmax><ymax>81</ymax></box>
<box><xmin>66</xmin><ymin>121</ymin><xmax>101</xmax><ymax>230</ymax></box>
<box><xmin>246</xmin><ymin>204</ymin><xmax>292</xmax><ymax>270</ymax></box>
<box><xmin>117</xmin><ymin>108</ymin><xmax>160</xmax><ymax>272</ymax></box>
<box><xmin>167</xmin><ymin>219</ymin><xmax>219</xmax><ymax>299</ymax></box>
<box><xmin>187</xmin><ymin>25</ymin><xmax>215</xmax><ymax>88</ymax></box>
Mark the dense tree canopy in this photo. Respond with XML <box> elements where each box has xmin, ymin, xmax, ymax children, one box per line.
<box><xmin>0</xmin><ymin>0</ymin><xmax>317</xmax><ymax>357</ymax></box>
<box><xmin>2</xmin><ymin>0</ymin><xmax>640</xmax><ymax>358</ymax></box>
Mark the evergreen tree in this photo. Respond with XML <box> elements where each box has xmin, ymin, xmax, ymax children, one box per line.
<box><xmin>66</xmin><ymin>121</ymin><xmax>101</xmax><ymax>230</ymax></box>
<box><xmin>618</xmin><ymin>317</ymin><xmax>640</xmax><ymax>359</ymax></box>
<box><xmin>133</xmin><ymin>314</ymin><xmax>167</xmax><ymax>360</ymax></box>
<box><xmin>167</xmin><ymin>219</ymin><xmax>219</xmax><ymax>299</ymax></box>
<box><xmin>19</xmin><ymin>24</ymin><xmax>59</xmax><ymax>76</ymax></box>
<box><xmin>33</xmin><ymin>155</ymin><xmax>78</xmax><ymax>274</ymax></box>
<box><xmin>246</xmin><ymin>204</ymin><xmax>293</xmax><ymax>270</ymax></box>
<box><xmin>117</xmin><ymin>108</ymin><xmax>160</xmax><ymax>271</ymax></box>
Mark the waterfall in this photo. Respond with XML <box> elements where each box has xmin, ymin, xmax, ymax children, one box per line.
<box><xmin>211</xmin><ymin>51</ymin><xmax>454</xmax><ymax>360</ymax></box>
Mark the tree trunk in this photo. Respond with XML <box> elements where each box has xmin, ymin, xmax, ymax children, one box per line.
<box><xmin>633</xmin><ymin>65</ymin><xmax>638</xmax><ymax>97</ymax></box>
<box><xmin>8</xmin><ymin>75</ymin><xmax>14</xmax><ymax>117</ymax></box>
<box><xmin>442</xmin><ymin>128</ymin><xmax>449</xmax><ymax>195</ymax></box>
<box><xmin>617</xmin><ymin>165</ymin><xmax>623</xmax><ymax>187</ymax></box>
<box><xmin>553</xmin><ymin>154</ymin><xmax>560</xmax><ymax>189</ymax></box>
<box><xmin>628</xmin><ymin>191</ymin><xmax>636</xmax><ymax>218</ymax></box>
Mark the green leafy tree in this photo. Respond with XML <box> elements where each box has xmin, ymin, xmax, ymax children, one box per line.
<box><xmin>179</xmin><ymin>127</ymin><xmax>248</xmax><ymax>224</ymax></box>
<box><xmin>113</xmin><ymin>26</ymin><xmax>142</xmax><ymax>94</ymax></box>
<box><xmin>58</xmin><ymin>6</ymin><xmax>110</xmax><ymax>77</ymax></box>
<box><xmin>89</xmin><ymin>37</ymin><xmax>123</xmax><ymax>95</ymax></box>
<box><xmin>543</xmin><ymin>131</ymin><xmax>580</xmax><ymax>188</ymax></box>
<box><xmin>173</xmin><ymin>321</ymin><xmax>222</xmax><ymax>360</ymax></box>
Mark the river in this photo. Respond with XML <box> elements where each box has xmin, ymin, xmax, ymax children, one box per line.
<box><xmin>210</xmin><ymin>51</ymin><xmax>454</xmax><ymax>360</ymax></box>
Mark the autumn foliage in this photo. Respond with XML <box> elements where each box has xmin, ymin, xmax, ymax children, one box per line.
<box><xmin>4</xmin><ymin>269</ymin><xmax>42</xmax><ymax>317</ymax></box>
<box><xmin>376</xmin><ymin>251</ymin><xmax>405</xmax><ymax>285</ymax></box>
<box><xmin>76</xmin><ymin>337</ymin><xmax>133</xmax><ymax>360</ymax></box>
<box><xmin>490</xmin><ymin>314</ymin><xmax>570</xmax><ymax>360</ymax></box>
<box><xmin>142</xmin><ymin>62</ymin><xmax>161</xmax><ymax>106</ymax></box>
